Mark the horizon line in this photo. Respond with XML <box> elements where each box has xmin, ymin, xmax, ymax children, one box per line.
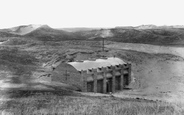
<box><xmin>1</xmin><ymin>24</ymin><xmax>184</xmax><ymax>29</ymax></box>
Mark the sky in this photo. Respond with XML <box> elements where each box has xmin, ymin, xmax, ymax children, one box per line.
<box><xmin>0</xmin><ymin>0</ymin><xmax>184</xmax><ymax>28</ymax></box>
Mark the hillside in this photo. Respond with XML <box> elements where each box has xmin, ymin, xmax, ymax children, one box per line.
<box><xmin>23</xmin><ymin>25</ymin><xmax>81</xmax><ymax>41</ymax></box>
<box><xmin>1</xmin><ymin>24</ymin><xmax>184</xmax><ymax>46</ymax></box>
<box><xmin>32</xmin><ymin>26</ymin><xmax>184</xmax><ymax>46</ymax></box>
<box><xmin>107</xmin><ymin>28</ymin><xmax>184</xmax><ymax>46</ymax></box>
<box><xmin>106</xmin><ymin>43</ymin><xmax>184</xmax><ymax>102</ymax></box>
<box><xmin>1</xmin><ymin>24</ymin><xmax>184</xmax><ymax>114</ymax></box>
<box><xmin>0</xmin><ymin>24</ymin><xmax>43</xmax><ymax>36</ymax></box>
<box><xmin>9</xmin><ymin>24</ymin><xmax>43</xmax><ymax>35</ymax></box>
<box><xmin>59</xmin><ymin>27</ymin><xmax>101</xmax><ymax>32</ymax></box>
<box><xmin>0</xmin><ymin>31</ymin><xmax>19</xmax><ymax>38</ymax></box>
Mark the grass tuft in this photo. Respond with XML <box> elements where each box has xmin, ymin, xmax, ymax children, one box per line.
<box><xmin>0</xmin><ymin>92</ymin><xmax>183</xmax><ymax>115</ymax></box>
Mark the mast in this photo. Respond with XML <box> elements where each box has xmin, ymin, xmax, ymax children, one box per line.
<box><xmin>102</xmin><ymin>37</ymin><xmax>104</xmax><ymax>52</ymax></box>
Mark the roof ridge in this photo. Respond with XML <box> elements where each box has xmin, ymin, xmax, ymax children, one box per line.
<box><xmin>68</xmin><ymin>57</ymin><xmax>126</xmax><ymax>71</ymax></box>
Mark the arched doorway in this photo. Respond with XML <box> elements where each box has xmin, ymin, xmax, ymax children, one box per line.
<box><xmin>106</xmin><ymin>78</ymin><xmax>112</xmax><ymax>93</ymax></box>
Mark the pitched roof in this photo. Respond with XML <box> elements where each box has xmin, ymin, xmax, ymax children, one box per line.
<box><xmin>68</xmin><ymin>57</ymin><xmax>126</xmax><ymax>71</ymax></box>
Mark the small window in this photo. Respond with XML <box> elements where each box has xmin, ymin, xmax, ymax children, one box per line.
<box><xmin>87</xmin><ymin>69</ymin><xmax>92</xmax><ymax>73</ymax></box>
<box><xmin>107</xmin><ymin>66</ymin><xmax>111</xmax><ymax>69</ymax></box>
<box><xmin>97</xmin><ymin>67</ymin><xmax>102</xmax><ymax>72</ymax></box>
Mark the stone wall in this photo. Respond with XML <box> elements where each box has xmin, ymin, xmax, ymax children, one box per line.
<box><xmin>82</xmin><ymin>63</ymin><xmax>131</xmax><ymax>93</ymax></box>
<box><xmin>51</xmin><ymin>63</ymin><xmax>82</xmax><ymax>89</ymax></box>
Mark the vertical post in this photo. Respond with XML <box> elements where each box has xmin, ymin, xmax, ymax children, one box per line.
<box><xmin>65</xmin><ymin>65</ymin><xmax>68</xmax><ymax>81</ymax></box>
<box><xmin>65</xmin><ymin>70</ymin><xmax>68</xmax><ymax>81</ymax></box>
<box><xmin>102</xmin><ymin>67</ymin><xmax>107</xmax><ymax>93</ymax></box>
<box><xmin>112</xmin><ymin>66</ymin><xmax>116</xmax><ymax>93</ymax></box>
<box><xmin>63</xmin><ymin>69</ymin><xmax>70</xmax><ymax>82</ymax></box>
<box><xmin>102</xmin><ymin>37</ymin><xmax>104</xmax><ymax>52</ymax></box>
<box><xmin>92</xmin><ymin>69</ymin><xmax>97</xmax><ymax>93</ymax></box>
<box><xmin>128</xmin><ymin>63</ymin><xmax>131</xmax><ymax>85</ymax></box>
<box><xmin>81</xmin><ymin>70</ymin><xmax>87</xmax><ymax>92</ymax></box>
<box><xmin>120</xmin><ymin>64</ymin><xmax>124</xmax><ymax>90</ymax></box>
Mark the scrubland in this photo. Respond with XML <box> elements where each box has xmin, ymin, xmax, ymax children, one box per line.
<box><xmin>1</xmin><ymin>91</ymin><xmax>183</xmax><ymax>115</ymax></box>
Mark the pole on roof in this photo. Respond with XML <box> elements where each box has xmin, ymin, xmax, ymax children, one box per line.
<box><xmin>101</xmin><ymin>37</ymin><xmax>105</xmax><ymax>57</ymax></box>
<box><xmin>102</xmin><ymin>37</ymin><xmax>104</xmax><ymax>52</ymax></box>
<box><xmin>65</xmin><ymin>70</ymin><xmax>68</xmax><ymax>81</ymax></box>
<box><xmin>64</xmin><ymin>66</ymin><xmax>69</xmax><ymax>81</ymax></box>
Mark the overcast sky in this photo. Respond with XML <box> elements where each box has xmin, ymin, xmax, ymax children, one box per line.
<box><xmin>0</xmin><ymin>0</ymin><xmax>183</xmax><ymax>28</ymax></box>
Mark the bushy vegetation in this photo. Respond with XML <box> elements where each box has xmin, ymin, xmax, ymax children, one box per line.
<box><xmin>0</xmin><ymin>92</ymin><xmax>183</xmax><ymax>115</ymax></box>
<box><xmin>0</xmin><ymin>47</ymin><xmax>39</xmax><ymax>83</ymax></box>
<box><xmin>4</xmin><ymin>38</ymin><xmax>28</xmax><ymax>45</ymax></box>
<box><xmin>0</xmin><ymin>47</ymin><xmax>38</xmax><ymax>65</ymax></box>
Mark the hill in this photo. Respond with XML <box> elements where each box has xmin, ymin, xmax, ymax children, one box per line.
<box><xmin>0</xmin><ymin>24</ymin><xmax>44</xmax><ymax>36</ymax></box>
<box><xmin>59</xmin><ymin>27</ymin><xmax>101</xmax><ymax>32</ymax></box>
<box><xmin>9</xmin><ymin>24</ymin><xmax>43</xmax><ymax>35</ymax></box>
<box><xmin>106</xmin><ymin>28</ymin><xmax>184</xmax><ymax>46</ymax></box>
<box><xmin>60</xmin><ymin>26</ymin><xmax>184</xmax><ymax>46</ymax></box>
<box><xmin>1</xmin><ymin>24</ymin><xmax>184</xmax><ymax>46</ymax></box>
<box><xmin>23</xmin><ymin>25</ymin><xmax>82</xmax><ymax>41</ymax></box>
<box><xmin>0</xmin><ymin>31</ymin><xmax>19</xmax><ymax>38</ymax></box>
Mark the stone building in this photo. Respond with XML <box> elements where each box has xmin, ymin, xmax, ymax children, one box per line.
<box><xmin>51</xmin><ymin>57</ymin><xmax>131</xmax><ymax>93</ymax></box>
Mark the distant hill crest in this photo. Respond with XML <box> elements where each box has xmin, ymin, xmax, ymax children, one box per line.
<box><xmin>8</xmin><ymin>24</ymin><xmax>50</xmax><ymax>35</ymax></box>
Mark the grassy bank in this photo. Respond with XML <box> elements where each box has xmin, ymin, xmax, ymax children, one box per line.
<box><xmin>0</xmin><ymin>91</ymin><xmax>183</xmax><ymax>115</ymax></box>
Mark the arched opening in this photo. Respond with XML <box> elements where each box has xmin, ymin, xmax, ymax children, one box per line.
<box><xmin>115</xmin><ymin>75</ymin><xmax>121</xmax><ymax>91</ymax></box>
<box><xmin>106</xmin><ymin>78</ymin><xmax>112</xmax><ymax>93</ymax></box>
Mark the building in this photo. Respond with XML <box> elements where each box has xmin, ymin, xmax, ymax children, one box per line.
<box><xmin>51</xmin><ymin>57</ymin><xmax>131</xmax><ymax>93</ymax></box>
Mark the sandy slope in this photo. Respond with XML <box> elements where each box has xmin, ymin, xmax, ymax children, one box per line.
<box><xmin>10</xmin><ymin>24</ymin><xmax>43</xmax><ymax>35</ymax></box>
<box><xmin>106</xmin><ymin>42</ymin><xmax>184</xmax><ymax>57</ymax></box>
<box><xmin>106</xmin><ymin>43</ymin><xmax>184</xmax><ymax>102</ymax></box>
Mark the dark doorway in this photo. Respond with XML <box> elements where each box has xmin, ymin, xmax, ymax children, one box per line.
<box><xmin>115</xmin><ymin>76</ymin><xmax>121</xmax><ymax>90</ymax></box>
<box><xmin>124</xmin><ymin>74</ymin><xmax>129</xmax><ymax>86</ymax></box>
<box><xmin>97</xmin><ymin>79</ymin><xmax>103</xmax><ymax>93</ymax></box>
<box><xmin>106</xmin><ymin>78</ymin><xmax>112</xmax><ymax>93</ymax></box>
<box><xmin>87</xmin><ymin>81</ymin><xmax>94</xmax><ymax>92</ymax></box>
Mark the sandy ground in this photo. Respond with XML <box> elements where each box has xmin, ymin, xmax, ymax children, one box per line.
<box><xmin>106</xmin><ymin>42</ymin><xmax>184</xmax><ymax>57</ymax></box>
<box><xmin>106</xmin><ymin>43</ymin><xmax>184</xmax><ymax>103</ymax></box>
